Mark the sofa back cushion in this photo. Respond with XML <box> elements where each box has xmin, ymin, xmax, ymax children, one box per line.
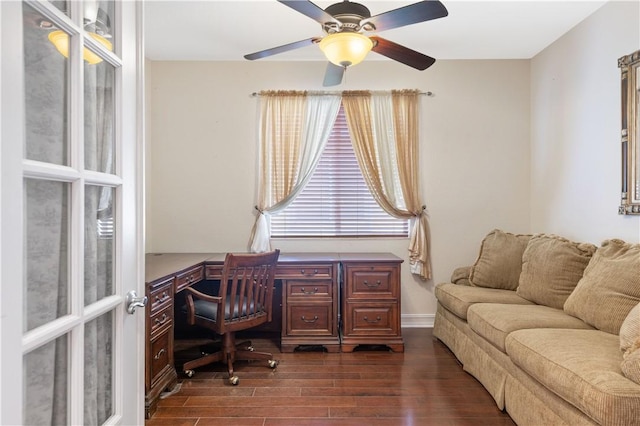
<box><xmin>469</xmin><ymin>229</ymin><xmax>531</xmax><ymax>290</ymax></box>
<box><xmin>516</xmin><ymin>234</ymin><xmax>596</xmax><ymax>309</ymax></box>
<box><xmin>564</xmin><ymin>239</ymin><xmax>640</xmax><ymax>334</ymax></box>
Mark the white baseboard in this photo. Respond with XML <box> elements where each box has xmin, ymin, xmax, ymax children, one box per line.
<box><xmin>401</xmin><ymin>314</ymin><xmax>434</xmax><ymax>328</ymax></box>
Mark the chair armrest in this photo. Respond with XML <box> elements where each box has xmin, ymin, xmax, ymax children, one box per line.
<box><xmin>183</xmin><ymin>287</ymin><xmax>223</xmax><ymax>304</ymax></box>
<box><xmin>183</xmin><ymin>287</ymin><xmax>224</xmax><ymax>325</ymax></box>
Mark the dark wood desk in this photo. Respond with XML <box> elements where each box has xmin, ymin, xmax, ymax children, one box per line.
<box><xmin>144</xmin><ymin>252</ymin><xmax>402</xmax><ymax>418</ymax></box>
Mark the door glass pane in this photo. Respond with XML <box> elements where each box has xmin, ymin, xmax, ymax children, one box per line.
<box><xmin>86</xmin><ymin>0</ymin><xmax>116</xmax><ymax>57</ymax></box>
<box><xmin>24</xmin><ymin>335</ymin><xmax>68</xmax><ymax>425</ymax></box>
<box><xmin>48</xmin><ymin>1</ymin><xmax>69</xmax><ymax>16</ymax></box>
<box><xmin>24</xmin><ymin>179</ymin><xmax>70</xmax><ymax>332</ymax></box>
<box><xmin>84</xmin><ymin>57</ymin><xmax>115</xmax><ymax>174</ymax></box>
<box><xmin>85</xmin><ymin>185</ymin><xmax>115</xmax><ymax>306</ymax></box>
<box><xmin>23</xmin><ymin>3</ymin><xmax>69</xmax><ymax>165</ymax></box>
<box><xmin>84</xmin><ymin>311</ymin><xmax>114</xmax><ymax>425</ymax></box>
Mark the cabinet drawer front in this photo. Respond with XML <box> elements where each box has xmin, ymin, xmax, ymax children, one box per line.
<box><xmin>344</xmin><ymin>303</ymin><xmax>399</xmax><ymax>336</ymax></box>
<box><xmin>150</xmin><ymin>305</ymin><xmax>173</xmax><ymax>336</ymax></box>
<box><xmin>149</xmin><ymin>331</ymin><xmax>173</xmax><ymax>386</ymax></box>
<box><xmin>287</xmin><ymin>304</ymin><xmax>333</xmax><ymax>335</ymax></box>
<box><xmin>205</xmin><ymin>264</ymin><xmax>223</xmax><ymax>280</ymax></box>
<box><xmin>348</xmin><ymin>269</ymin><xmax>397</xmax><ymax>299</ymax></box>
<box><xmin>149</xmin><ymin>280</ymin><xmax>173</xmax><ymax>313</ymax></box>
<box><xmin>286</xmin><ymin>280</ymin><xmax>332</xmax><ymax>298</ymax></box>
<box><xmin>277</xmin><ymin>265</ymin><xmax>333</xmax><ymax>279</ymax></box>
<box><xmin>175</xmin><ymin>265</ymin><xmax>204</xmax><ymax>292</ymax></box>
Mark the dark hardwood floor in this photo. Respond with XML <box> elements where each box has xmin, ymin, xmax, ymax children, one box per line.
<box><xmin>146</xmin><ymin>328</ymin><xmax>515</xmax><ymax>426</ymax></box>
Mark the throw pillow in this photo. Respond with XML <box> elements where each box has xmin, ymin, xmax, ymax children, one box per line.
<box><xmin>469</xmin><ymin>229</ymin><xmax>531</xmax><ymax>290</ymax></box>
<box><xmin>516</xmin><ymin>234</ymin><xmax>596</xmax><ymax>309</ymax></box>
<box><xmin>621</xmin><ymin>340</ymin><xmax>640</xmax><ymax>385</ymax></box>
<box><xmin>620</xmin><ymin>302</ymin><xmax>640</xmax><ymax>356</ymax></box>
<box><xmin>564</xmin><ymin>239</ymin><xmax>640</xmax><ymax>335</ymax></box>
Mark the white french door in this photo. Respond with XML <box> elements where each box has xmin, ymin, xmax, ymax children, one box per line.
<box><xmin>1</xmin><ymin>1</ymin><xmax>144</xmax><ymax>424</ymax></box>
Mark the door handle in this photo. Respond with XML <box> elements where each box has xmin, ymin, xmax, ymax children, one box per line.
<box><xmin>126</xmin><ymin>290</ymin><xmax>148</xmax><ymax>314</ymax></box>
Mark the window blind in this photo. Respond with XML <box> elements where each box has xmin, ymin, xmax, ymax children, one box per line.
<box><xmin>270</xmin><ymin>106</ymin><xmax>409</xmax><ymax>238</ymax></box>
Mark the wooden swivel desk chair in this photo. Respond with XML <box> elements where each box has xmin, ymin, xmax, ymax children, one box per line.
<box><xmin>182</xmin><ymin>250</ymin><xmax>280</xmax><ymax>385</ymax></box>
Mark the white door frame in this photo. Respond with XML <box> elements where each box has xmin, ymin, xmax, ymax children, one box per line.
<box><xmin>1</xmin><ymin>2</ymin><xmax>27</xmax><ymax>424</ymax></box>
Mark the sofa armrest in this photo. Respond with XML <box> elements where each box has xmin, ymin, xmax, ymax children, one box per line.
<box><xmin>451</xmin><ymin>266</ymin><xmax>472</xmax><ymax>286</ymax></box>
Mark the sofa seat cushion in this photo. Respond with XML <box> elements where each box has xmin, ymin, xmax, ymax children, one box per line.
<box><xmin>435</xmin><ymin>283</ymin><xmax>534</xmax><ymax>320</ymax></box>
<box><xmin>506</xmin><ymin>328</ymin><xmax>640</xmax><ymax>426</ymax></box>
<box><xmin>468</xmin><ymin>303</ymin><xmax>593</xmax><ymax>353</ymax></box>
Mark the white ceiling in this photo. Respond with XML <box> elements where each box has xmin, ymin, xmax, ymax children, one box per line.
<box><xmin>144</xmin><ymin>0</ymin><xmax>609</xmax><ymax>62</ymax></box>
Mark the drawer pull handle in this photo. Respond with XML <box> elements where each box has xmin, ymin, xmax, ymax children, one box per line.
<box><xmin>154</xmin><ymin>348</ymin><xmax>166</xmax><ymax>360</ymax></box>
<box><xmin>301</xmin><ymin>315</ymin><xmax>319</xmax><ymax>323</ymax></box>
<box><xmin>154</xmin><ymin>314</ymin><xmax>168</xmax><ymax>326</ymax></box>
<box><xmin>301</xmin><ymin>287</ymin><xmax>319</xmax><ymax>295</ymax></box>
<box><xmin>363</xmin><ymin>280</ymin><xmax>382</xmax><ymax>288</ymax></box>
<box><xmin>155</xmin><ymin>292</ymin><xmax>169</xmax><ymax>304</ymax></box>
<box><xmin>300</xmin><ymin>269</ymin><xmax>318</xmax><ymax>277</ymax></box>
<box><xmin>364</xmin><ymin>316</ymin><xmax>382</xmax><ymax>323</ymax></box>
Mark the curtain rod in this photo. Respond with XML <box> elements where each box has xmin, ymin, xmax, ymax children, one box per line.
<box><xmin>250</xmin><ymin>91</ymin><xmax>434</xmax><ymax>97</ymax></box>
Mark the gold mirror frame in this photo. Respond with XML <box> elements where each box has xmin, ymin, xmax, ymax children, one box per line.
<box><xmin>619</xmin><ymin>49</ymin><xmax>640</xmax><ymax>214</ymax></box>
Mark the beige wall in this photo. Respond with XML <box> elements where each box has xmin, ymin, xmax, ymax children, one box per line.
<box><xmin>146</xmin><ymin>59</ymin><xmax>531</xmax><ymax>323</ymax></box>
<box><xmin>530</xmin><ymin>0</ymin><xmax>640</xmax><ymax>244</ymax></box>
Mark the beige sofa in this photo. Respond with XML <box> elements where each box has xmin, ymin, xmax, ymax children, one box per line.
<box><xmin>433</xmin><ymin>230</ymin><xmax>640</xmax><ymax>426</ymax></box>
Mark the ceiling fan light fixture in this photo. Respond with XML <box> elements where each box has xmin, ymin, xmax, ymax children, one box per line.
<box><xmin>48</xmin><ymin>30</ymin><xmax>113</xmax><ymax>65</ymax></box>
<box><xmin>319</xmin><ymin>32</ymin><xmax>373</xmax><ymax>67</ymax></box>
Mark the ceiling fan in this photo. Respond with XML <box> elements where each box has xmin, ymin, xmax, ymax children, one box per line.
<box><xmin>244</xmin><ymin>0</ymin><xmax>448</xmax><ymax>86</ymax></box>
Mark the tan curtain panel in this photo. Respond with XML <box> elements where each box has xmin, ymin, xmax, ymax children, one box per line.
<box><xmin>343</xmin><ymin>90</ymin><xmax>432</xmax><ymax>279</ymax></box>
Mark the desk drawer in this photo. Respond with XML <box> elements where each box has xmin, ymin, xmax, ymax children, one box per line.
<box><xmin>175</xmin><ymin>265</ymin><xmax>204</xmax><ymax>292</ymax></box>
<box><xmin>277</xmin><ymin>264</ymin><xmax>333</xmax><ymax>279</ymax></box>
<box><xmin>286</xmin><ymin>280</ymin><xmax>332</xmax><ymax>298</ymax></box>
<box><xmin>149</xmin><ymin>331</ymin><xmax>172</xmax><ymax>387</ymax></box>
<box><xmin>205</xmin><ymin>265</ymin><xmax>223</xmax><ymax>280</ymax></box>
<box><xmin>286</xmin><ymin>304</ymin><xmax>333</xmax><ymax>336</ymax></box>
<box><xmin>149</xmin><ymin>279</ymin><xmax>173</xmax><ymax>313</ymax></box>
<box><xmin>343</xmin><ymin>302</ymin><xmax>399</xmax><ymax>336</ymax></box>
<box><xmin>150</xmin><ymin>305</ymin><xmax>172</xmax><ymax>336</ymax></box>
<box><xmin>346</xmin><ymin>267</ymin><xmax>398</xmax><ymax>299</ymax></box>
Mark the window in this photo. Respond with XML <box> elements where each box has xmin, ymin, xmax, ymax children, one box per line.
<box><xmin>270</xmin><ymin>106</ymin><xmax>409</xmax><ymax>237</ymax></box>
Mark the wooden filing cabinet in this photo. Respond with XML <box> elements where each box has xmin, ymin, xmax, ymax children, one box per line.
<box><xmin>340</xmin><ymin>254</ymin><xmax>404</xmax><ymax>353</ymax></box>
<box><xmin>278</xmin><ymin>255</ymin><xmax>341</xmax><ymax>353</ymax></box>
<box><xmin>145</xmin><ymin>275</ymin><xmax>176</xmax><ymax>418</ymax></box>
<box><xmin>144</xmin><ymin>255</ymin><xmax>208</xmax><ymax>419</ymax></box>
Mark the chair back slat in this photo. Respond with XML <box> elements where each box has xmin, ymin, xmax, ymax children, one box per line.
<box><xmin>217</xmin><ymin>250</ymin><xmax>279</xmax><ymax>332</ymax></box>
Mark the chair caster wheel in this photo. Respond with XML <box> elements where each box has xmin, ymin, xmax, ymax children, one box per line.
<box><xmin>229</xmin><ymin>375</ymin><xmax>239</xmax><ymax>385</ymax></box>
<box><xmin>184</xmin><ymin>370</ymin><xmax>194</xmax><ymax>378</ymax></box>
<box><xmin>268</xmin><ymin>360</ymin><xmax>278</xmax><ymax>368</ymax></box>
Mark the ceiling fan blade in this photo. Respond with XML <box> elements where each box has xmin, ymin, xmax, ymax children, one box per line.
<box><xmin>323</xmin><ymin>62</ymin><xmax>345</xmax><ymax>87</ymax></box>
<box><xmin>278</xmin><ymin>0</ymin><xmax>341</xmax><ymax>26</ymax></box>
<box><xmin>362</xmin><ymin>0</ymin><xmax>448</xmax><ymax>32</ymax></box>
<box><xmin>370</xmin><ymin>36</ymin><xmax>435</xmax><ymax>70</ymax></box>
<box><xmin>244</xmin><ymin>37</ymin><xmax>320</xmax><ymax>60</ymax></box>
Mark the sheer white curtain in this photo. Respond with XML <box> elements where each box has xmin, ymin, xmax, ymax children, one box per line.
<box><xmin>250</xmin><ymin>91</ymin><xmax>341</xmax><ymax>252</ymax></box>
